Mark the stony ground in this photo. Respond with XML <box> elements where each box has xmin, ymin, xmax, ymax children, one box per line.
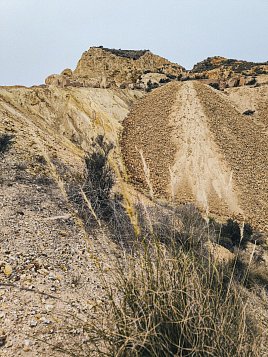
<box><xmin>0</xmin><ymin>85</ymin><xmax>136</xmax><ymax>356</ymax></box>
<box><xmin>0</xmin><ymin>142</ymin><xmax>106</xmax><ymax>356</ymax></box>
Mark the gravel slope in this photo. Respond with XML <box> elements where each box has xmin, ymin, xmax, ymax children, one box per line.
<box><xmin>0</xmin><ymin>86</ymin><xmax>136</xmax><ymax>356</ymax></box>
<box><xmin>122</xmin><ymin>81</ymin><xmax>268</xmax><ymax>231</ymax></box>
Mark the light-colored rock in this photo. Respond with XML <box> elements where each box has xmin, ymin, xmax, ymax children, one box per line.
<box><xmin>45</xmin><ymin>46</ymin><xmax>185</xmax><ymax>90</ymax></box>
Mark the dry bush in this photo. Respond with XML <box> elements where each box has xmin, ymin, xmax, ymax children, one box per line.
<box><xmin>0</xmin><ymin>133</ymin><xmax>14</xmax><ymax>154</ymax></box>
<box><xmin>136</xmin><ymin>203</ymin><xmax>211</xmax><ymax>253</ymax></box>
<box><xmin>68</xmin><ymin>135</ymin><xmax>135</xmax><ymax>246</ymax></box>
<box><xmin>71</xmin><ymin>234</ymin><xmax>260</xmax><ymax>357</ymax></box>
<box><xmin>230</xmin><ymin>253</ymin><xmax>268</xmax><ymax>290</ymax></box>
<box><xmin>57</xmin><ymin>204</ymin><xmax>261</xmax><ymax>357</ymax></box>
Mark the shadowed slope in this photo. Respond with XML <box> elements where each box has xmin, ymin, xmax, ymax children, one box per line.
<box><xmin>122</xmin><ymin>82</ymin><xmax>180</xmax><ymax>195</ymax></box>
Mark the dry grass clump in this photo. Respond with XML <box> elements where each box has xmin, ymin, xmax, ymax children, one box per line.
<box><xmin>73</xmin><ymin>233</ymin><xmax>259</xmax><ymax>357</ymax></box>
<box><xmin>68</xmin><ymin>135</ymin><xmax>135</xmax><ymax>246</ymax></box>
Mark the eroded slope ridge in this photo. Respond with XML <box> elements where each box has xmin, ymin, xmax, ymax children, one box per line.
<box><xmin>122</xmin><ymin>81</ymin><xmax>268</xmax><ymax>231</ymax></box>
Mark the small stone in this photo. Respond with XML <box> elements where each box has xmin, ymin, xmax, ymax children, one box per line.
<box><xmin>30</xmin><ymin>320</ymin><xmax>37</xmax><ymax>327</ymax></box>
<box><xmin>34</xmin><ymin>258</ymin><xmax>42</xmax><ymax>269</ymax></box>
<box><xmin>5</xmin><ymin>339</ymin><xmax>13</xmax><ymax>348</ymax></box>
<box><xmin>40</xmin><ymin>317</ymin><xmax>51</xmax><ymax>325</ymax></box>
<box><xmin>48</xmin><ymin>273</ymin><xmax>56</xmax><ymax>281</ymax></box>
<box><xmin>3</xmin><ymin>264</ymin><xmax>12</xmax><ymax>277</ymax></box>
<box><xmin>45</xmin><ymin>304</ymin><xmax>54</xmax><ymax>312</ymax></box>
<box><xmin>23</xmin><ymin>339</ymin><xmax>32</xmax><ymax>352</ymax></box>
<box><xmin>38</xmin><ymin>268</ymin><xmax>49</xmax><ymax>276</ymax></box>
<box><xmin>0</xmin><ymin>329</ymin><xmax>6</xmax><ymax>347</ymax></box>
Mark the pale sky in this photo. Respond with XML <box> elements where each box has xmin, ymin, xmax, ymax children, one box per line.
<box><xmin>1</xmin><ymin>0</ymin><xmax>268</xmax><ymax>86</ymax></box>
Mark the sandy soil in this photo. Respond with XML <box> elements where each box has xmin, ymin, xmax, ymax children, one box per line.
<box><xmin>170</xmin><ymin>82</ymin><xmax>242</xmax><ymax>217</ymax></box>
<box><xmin>0</xmin><ymin>85</ymin><xmax>138</xmax><ymax>356</ymax></box>
<box><xmin>225</xmin><ymin>84</ymin><xmax>268</xmax><ymax>133</ymax></box>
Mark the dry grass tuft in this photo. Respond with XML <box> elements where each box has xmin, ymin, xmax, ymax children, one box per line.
<box><xmin>69</xmin><ymin>231</ymin><xmax>260</xmax><ymax>357</ymax></box>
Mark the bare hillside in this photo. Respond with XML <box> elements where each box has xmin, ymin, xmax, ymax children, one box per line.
<box><xmin>0</xmin><ymin>85</ymin><xmax>142</xmax><ymax>356</ymax></box>
<box><xmin>122</xmin><ymin>81</ymin><xmax>268</xmax><ymax>231</ymax></box>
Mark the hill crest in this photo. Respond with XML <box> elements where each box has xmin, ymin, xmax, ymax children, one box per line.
<box><xmin>45</xmin><ymin>46</ymin><xmax>268</xmax><ymax>91</ymax></box>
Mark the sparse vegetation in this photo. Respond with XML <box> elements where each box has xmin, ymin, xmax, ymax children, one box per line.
<box><xmin>83</xmin><ymin>135</ymin><xmax>115</xmax><ymax>220</ymax></box>
<box><xmin>146</xmin><ymin>80</ymin><xmax>159</xmax><ymax>92</ymax></box>
<box><xmin>254</xmin><ymin>68</ymin><xmax>267</xmax><ymax>75</ymax></box>
<box><xmin>59</xmin><ymin>145</ymin><xmax>264</xmax><ymax>357</ymax></box>
<box><xmin>209</xmin><ymin>82</ymin><xmax>220</xmax><ymax>90</ymax></box>
<box><xmin>69</xmin><ymin>135</ymin><xmax>135</xmax><ymax>246</ymax></box>
<box><xmin>243</xmin><ymin>109</ymin><xmax>255</xmax><ymax>116</ymax></box>
<box><xmin>245</xmin><ymin>78</ymin><xmax>257</xmax><ymax>86</ymax></box>
<box><xmin>217</xmin><ymin>218</ymin><xmax>253</xmax><ymax>248</ymax></box>
<box><xmin>166</xmin><ymin>73</ymin><xmax>177</xmax><ymax>80</ymax></box>
<box><xmin>0</xmin><ymin>133</ymin><xmax>14</xmax><ymax>154</ymax></box>
<box><xmin>86</xmin><ymin>242</ymin><xmax>259</xmax><ymax>356</ymax></box>
<box><xmin>159</xmin><ymin>78</ymin><xmax>171</xmax><ymax>84</ymax></box>
<box><xmin>192</xmin><ymin>57</ymin><xmax>268</xmax><ymax>74</ymax></box>
<box><xmin>98</xmin><ymin>47</ymin><xmax>148</xmax><ymax>60</ymax></box>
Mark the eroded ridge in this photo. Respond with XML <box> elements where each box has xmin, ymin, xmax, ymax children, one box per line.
<box><xmin>122</xmin><ymin>81</ymin><xmax>267</xmax><ymax>231</ymax></box>
<box><xmin>169</xmin><ymin>82</ymin><xmax>242</xmax><ymax>218</ymax></box>
<box><xmin>195</xmin><ymin>81</ymin><xmax>268</xmax><ymax>231</ymax></box>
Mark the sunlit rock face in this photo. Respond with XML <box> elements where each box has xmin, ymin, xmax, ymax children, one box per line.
<box><xmin>46</xmin><ymin>46</ymin><xmax>185</xmax><ymax>90</ymax></box>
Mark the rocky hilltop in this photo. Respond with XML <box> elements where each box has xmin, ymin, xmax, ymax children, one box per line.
<box><xmin>45</xmin><ymin>46</ymin><xmax>185</xmax><ymax>90</ymax></box>
<box><xmin>45</xmin><ymin>46</ymin><xmax>268</xmax><ymax>91</ymax></box>
<box><xmin>190</xmin><ymin>56</ymin><xmax>268</xmax><ymax>89</ymax></box>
